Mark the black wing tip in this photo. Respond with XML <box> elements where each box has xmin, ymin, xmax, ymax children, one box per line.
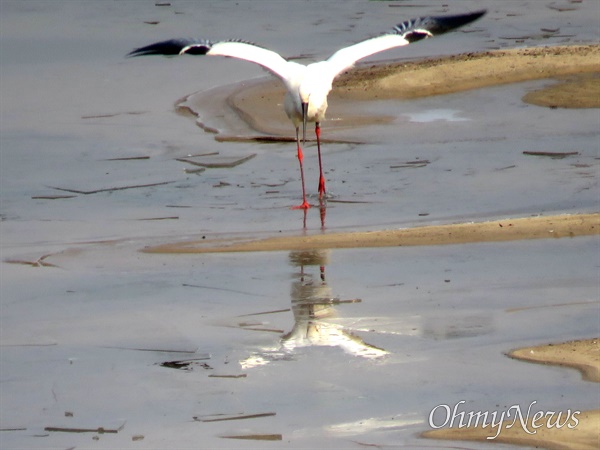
<box><xmin>125</xmin><ymin>38</ymin><xmax>261</xmax><ymax>58</ymax></box>
<box><xmin>463</xmin><ymin>9</ymin><xmax>487</xmax><ymax>20</ymax></box>
<box><xmin>450</xmin><ymin>9</ymin><xmax>487</xmax><ymax>24</ymax></box>
<box><xmin>126</xmin><ymin>39</ymin><xmax>212</xmax><ymax>57</ymax></box>
<box><xmin>127</xmin><ymin>40</ymin><xmax>183</xmax><ymax>57</ymax></box>
<box><xmin>393</xmin><ymin>9</ymin><xmax>487</xmax><ymax>41</ymax></box>
<box><xmin>430</xmin><ymin>9</ymin><xmax>487</xmax><ymax>33</ymax></box>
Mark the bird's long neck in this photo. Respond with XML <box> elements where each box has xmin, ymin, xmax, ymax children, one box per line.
<box><xmin>299</xmin><ymin>62</ymin><xmax>335</xmax><ymax>121</ymax></box>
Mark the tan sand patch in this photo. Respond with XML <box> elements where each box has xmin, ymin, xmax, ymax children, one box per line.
<box><xmin>179</xmin><ymin>45</ymin><xmax>599</xmax><ymax>141</ymax></box>
<box><xmin>522</xmin><ymin>73</ymin><xmax>600</xmax><ymax>109</ymax></box>
<box><xmin>196</xmin><ymin>45</ymin><xmax>600</xmax><ymax>140</ymax></box>
<box><xmin>143</xmin><ymin>213</ymin><xmax>599</xmax><ymax>254</ymax></box>
<box><xmin>509</xmin><ymin>338</ymin><xmax>600</xmax><ymax>383</ymax></box>
<box><xmin>423</xmin><ymin>338</ymin><xmax>600</xmax><ymax>449</ymax></box>
<box><xmin>333</xmin><ymin>45</ymin><xmax>600</xmax><ymax>107</ymax></box>
<box><xmin>423</xmin><ymin>409</ymin><xmax>600</xmax><ymax>450</ymax></box>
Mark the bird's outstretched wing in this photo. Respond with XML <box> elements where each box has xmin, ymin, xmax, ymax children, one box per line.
<box><xmin>128</xmin><ymin>38</ymin><xmax>295</xmax><ymax>82</ymax></box>
<box><xmin>127</xmin><ymin>11</ymin><xmax>484</xmax><ymax>84</ymax></box>
<box><xmin>326</xmin><ymin>10</ymin><xmax>486</xmax><ymax>78</ymax></box>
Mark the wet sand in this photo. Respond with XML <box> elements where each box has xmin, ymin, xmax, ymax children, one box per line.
<box><xmin>522</xmin><ymin>72</ymin><xmax>600</xmax><ymax>109</ymax></box>
<box><xmin>187</xmin><ymin>44</ymin><xmax>600</xmax><ymax>141</ymax></box>
<box><xmin>509</xmin><ymin>338</ymin><xmax>600</xmax><ymax>384</ymax></box>
<box><xmin>334</xmin><ymin>45</ymin><xmax>600</xmax><ymax>104</ymax></box>
<box><xmin>146</xmin><ymin>213</ymin><xmax>599</xmax><ymax>253</ymax></box>
<box><xmin>423</xmin><ymin>339</ymin><xmax>600</xmax><ymax>450</ymax></box>
<box><xmin>1</xmin><ymin>2</ymin><xmax>599</xmax><ymax>449</ymax></box>
<box><xmin>423</xmin><ymin>409</ymin><xmax>600</xmax><ymax>450</ymax></box>
<box><xmin>137</xmin><ymin>41</ymin><xmax>600</xmax><ymax>449</ymax></box>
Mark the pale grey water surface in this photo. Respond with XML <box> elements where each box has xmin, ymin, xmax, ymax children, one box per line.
<box><xmin>1</xmin><ymin>1</ymin><xmax>599</xmax><ymax>449</ymax></box>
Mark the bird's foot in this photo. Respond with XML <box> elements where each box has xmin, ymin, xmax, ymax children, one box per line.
<box><xmin>291</xmin><ymin>200</ymin><xmax>311</xmax><ymax>210</ymax></box>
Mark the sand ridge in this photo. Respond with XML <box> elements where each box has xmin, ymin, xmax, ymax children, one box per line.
<box><xmin>2</xmin><ymin>1</ymin><xmax>599</xmax><ymax>448</ymax></box>
<box><xmin>423</xmin><ymin>409</ymin><xmax>600</xmax><ymax>450</ymax></box>
<box><xmin>509</xmin><ymin>338</ymin><xmax>600</xmax><ymax>383</ymax></box>
<box><xmin>144</xmin><ymin>213</ymin><xmax>599</xmax><ymax>254</ymax></box>
<box><xmin>424</xmin><ymin>338</ymin><xmax>600</xmax><ymax>449</ymax></box>
<box><xmin>333</xmin><ymin>44</ymin><xmax>600</xmax><ymax>106</ymax></box>
<box><xmin>183</xmin><ymin>44</ymin><xmax>600</xmax><ymax>144</ymax></box>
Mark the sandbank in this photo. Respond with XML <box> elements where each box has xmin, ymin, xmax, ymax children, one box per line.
<box><xmin>509</xmin><ymin>338</ymin><xmax>600</xmax><ymax>383</ymax></box>
<box><xmin>191</xmin><ymin>44</ymin><xmax>600</xmax><ymax>143</ymax></box>
<box><xmin>423</xmin><ymin>409</ymin><xmax>599</xmax><ymax>450</ymax></box>
<box><xmin>2</xmin><ymin>2</ymin><xmax>599</xmax><ymax>448</ymax></box>
<box><xmin>144</xmin><ymin>213</ymin><xmax>599</xmax><ymax>254</ymax></box>
<box><xmin>423</xmin><ymin>338</ymin><xmax>600</xmax><ymax>449</ymax></box>
<box><xmin>334</xmin><ymin>45</ymin><xmax>600</xmax><ymax>106</ymax></box>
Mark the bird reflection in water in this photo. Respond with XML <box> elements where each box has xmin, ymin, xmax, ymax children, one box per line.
<box><xmin>300</xmin><ymin>197</ymin><xmax>327</xmax><ymax>230</ymax></box>
<box><xmin>241</xmin><ymin>250</ymin><xmax>388</xmax><ymax>369</ymax></box>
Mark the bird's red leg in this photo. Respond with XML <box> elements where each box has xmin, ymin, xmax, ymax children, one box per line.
<box><xmin>291</xmin><ymin>127</ymin><xmax>310</xmax><ymax>210</ymax></box>
<box><xmin>316</xmin><ymin>122</ymin><xmax>326</xmax><ymax>198</ymax></box>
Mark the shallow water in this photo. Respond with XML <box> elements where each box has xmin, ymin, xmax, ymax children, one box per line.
<box><xmin>2</xmin><ymin>236</ymin><xmax>598</xmax><ymax>448</ymax></box>
<box><xmin>1</xmin><ymin>1</ymin><xmax>599</xmax><ymax>448</ymax></box>
<box><xmin>180</xmin><ymin>75</ymin><xmax>598</xmax><ymax>234</ymax></box>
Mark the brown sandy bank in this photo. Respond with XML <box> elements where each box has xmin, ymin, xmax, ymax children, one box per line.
<box><xmin>144</xmin><ymin>213</ymin><xmax>599</xmax><ymax>254</ymax></box>
<box><xmin>184</xmin><ymin>45</ymin><xmax>599</xmax><ymax>142</ymax></box>
<box><xmin>423</xmin><ymin>338</ymin><xmax>600</xmax><ymax>450</ymax></box>
<box><xmin>522</xmin><ymin>72</ymin><xmax>600</xmax><ymax>109</ymax></box>
<box><xmin>334</xmin><ymin>44</ymin><xmax>600</xmax><ymax>107</ymax></box>
<box><xmin>509</xmin><ymin>338</ymin><xmax>600</xmax><ymax>383</ymax></box>
<box><xmin>423</xmin><ymin>409</ymin><xmax>599</xmax><ymax>450</ymax></box>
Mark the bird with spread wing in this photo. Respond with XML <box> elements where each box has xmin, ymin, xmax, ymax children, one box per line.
<box><xmin>128</xmin><ymin>10</ymin><xmax>486</xmax><ymax>209</ymax></box>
